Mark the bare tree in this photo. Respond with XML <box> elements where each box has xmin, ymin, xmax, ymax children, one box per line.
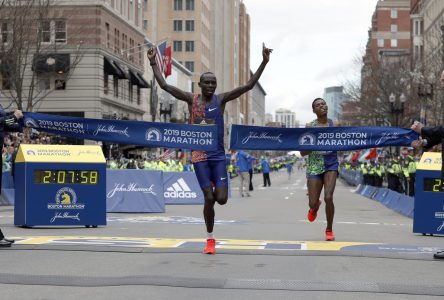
<box><xmin>343</xmin><ymin>51</ymin><xmax>414</xmax><ymax>127</ymax></box>
<box><xmin>0</xmin><ymin>0</ymin><xmax>84</xmax><ymax>112</ymax></box>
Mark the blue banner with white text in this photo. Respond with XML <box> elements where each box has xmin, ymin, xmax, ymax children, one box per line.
<box><xmin>230</xmin><ymin>125</ymin><xmax>419</xmax><ymax>151</ymax></box>
<box><xmin>106</xmin><ymin>169</ymin><xmax>165</xmax><ymax>213</ymax></box>
<box><xmin>23</xmin><ymin>112</ymin><xmax>216</xmax><ymax>151</ymax></box>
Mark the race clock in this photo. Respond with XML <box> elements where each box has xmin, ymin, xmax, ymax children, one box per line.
<box><xmin>413</xmin><ymin>152</ymin><xmax>444</xmax><ymax>235</ymax></box>
<box><xmin>14</xmin><ymin>144</ymin><xmax>106</xmax><ymax>227</ymax></box>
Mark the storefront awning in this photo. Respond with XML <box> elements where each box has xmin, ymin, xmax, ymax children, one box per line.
<box><xmin>128</xmin><ymin>69</ymin><xmax>150</xmax><ymax>88</ymax></box>
<box><xmin>135</xmin><ymin>72</ymin><xmax>150</xmax><ymax>88</ymax></box>
<box><xmin>104</xmin><ymin>56</ymin><xmax>127</xmax><ymax>79</ymax></box>
<box><xmin>112</xmin><ymin>60</ymin><xmax>128</xmax><ymax>79</ymax></box>
<box><xmin>104</xmin><ymin>56</ymin><xmax>120</xmax><ymax>77</ymax></box>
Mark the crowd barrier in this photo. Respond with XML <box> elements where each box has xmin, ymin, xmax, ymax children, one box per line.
<box><xmin>340</xmin><ymin>169</ymin><xmax>414</xmax><ymax>218</ymax></box>
<box><xmin>0</xmin><ymin>170</ymin><xmax>205</xmax><ymax>212</ymax></box>
<box><xmin>339</xmin><ymin>168</ymin><xmax>363</xmax><ymax>186</ymax></box>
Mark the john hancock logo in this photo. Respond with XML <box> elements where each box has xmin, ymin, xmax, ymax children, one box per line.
<box><xmin>299</xmin><ymin>133</ymin><xmax>316</xmax><ymax>146</ymax></box>
<box><xmin>26</xmin><ymin>150</ymin><xmax>36</xmax><ymax>156</ymax></box>
<box><xmin>145</xmin><ymin>128</ymin><xmax>162</xmax><ymax>142</ymax></box>
<box><xmin>47</xmin><ymin>187</ymin><xmax>85</xmax><ymax>210</ymax></box>
<box><xmin>24</xmin><ymin>118</ymin><xmax>38</xmax><ymax>128</ymax></box>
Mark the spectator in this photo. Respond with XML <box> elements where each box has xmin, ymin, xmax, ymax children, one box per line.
<box><xmin>236</xmin><ymin>150</ymin><xmax>252</xmax><ymax>197</ymax></box>
<box><xmin>261</xmin><ymin>156</ymin><xmax>271</xmax><ymax>187</ymax></box>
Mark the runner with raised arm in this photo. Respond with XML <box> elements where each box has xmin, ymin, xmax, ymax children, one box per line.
<box><xmin>147</xmin><ymin>44</ymin><xmax>272</xmax><ymax>254</ymax></box>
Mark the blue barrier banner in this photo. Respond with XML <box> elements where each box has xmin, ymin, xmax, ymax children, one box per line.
<box><xmin>354</xmin><ymin>184</ymin><xmax>414</xmax><ymax>219</ymax></box>
<box><xmin>230</xmin><ymin>125</ymin><xmax>419</xmax><ymax>150</ymax></box>
<box><xmin>106</xmin><ymin>170</ymin><xmax>165</xmax><ymax>213</ymax></box>
<box><xmin>162</xmin><ymin>172</ymin><xmax>204</xmax><ymax>204</ymax></box>
<box><xmin>24</xmin><ymin>112</ymin><xmax>216</xmax><ymax>151</ymax></box>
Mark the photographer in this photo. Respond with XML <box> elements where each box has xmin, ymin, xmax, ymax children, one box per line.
<box><xmin>0</xmin><ymin>106</ymin><xmax>23</xmax><ymax>247</ymax></box>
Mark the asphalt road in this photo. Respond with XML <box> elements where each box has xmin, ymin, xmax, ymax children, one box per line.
<box><xmin>0</xmin><ymin>169</ymin><xmax>443</xmax><ymax>300</ymax></box>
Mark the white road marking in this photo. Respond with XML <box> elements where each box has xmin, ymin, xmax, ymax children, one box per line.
<box><xmin>298</xmin><ymin>220</ymin><xmax>410</xmax><ymax>227</ymax></box>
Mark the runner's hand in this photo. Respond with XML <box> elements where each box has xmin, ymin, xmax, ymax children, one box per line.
<box><xmin>147</xmin><ymin>47</ymin><xmax>157</xmax><ymax>61</ymax></box>
<box><xmin>262</xmin><ymin>43</ymin><xmax>272</xmax><ymax>62</ymax></box>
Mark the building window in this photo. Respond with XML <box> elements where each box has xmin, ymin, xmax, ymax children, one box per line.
<box><xmin>128</xmin><ymin>81</ymin><xmax>133</xmax><ymax>102</ymax></box>
<box><xmin>173</xmin><ymin>40</ymin><xmax>182</xmax><ymax>52</ymax></box>
<box><xmin>129</xmin><ymin>38</ymin><xmax>134</xmax><ymax>62</ymax></box>
<box><xmin>113</xmin><ymin>76</ymin><xmax>119</xmax><ymax>97</ymax></box>
<box><xmin>377</xmin><ymin>39</ymin><xmax>384</xmax><ymax>47</ymax></box>
<box><xmin>391</xmin><ymin>9</ymin><xmax>397</xmax><ymax>19</ymax></box>
<box><xmin>185</xmin><ymin>20</ymin><xmax>194</xmax><ymax>31</ymax></box>
<box><xmin>55</xmin><ymin>79</ymin><xmax>66</xmax><ymax>90</ymax></box>
<box><xmin>114</xmin><ymin>29</ymin><xmax>120</xmax><ymax>54</ymax></box>
<box><xmin>185</xmin><ymin>41</ymin><xmax>194</xmax><ymax>52</ymax></box>
<box><xmin>186</xmin><ymin>0</ymin><xmax>194</xmax><ymax>10</ymax></box>
<box><xmin>39</xmin><ymin>20</ymin><xmax>67</xmax><ymax>44</ymax></box>
<box><xmin>185</xmin><ymin>61</ymin><xmax>194</xmax><ymax>72</ymax></box>
<box><xmin>173</xmin><ymin>0</ymin><xmax>182</xmax><ymax>10</ymax></box>
<box><xmin>105</xmin><ymin>23</ymin><xmax>110</xmax><ymax>48</ymax></box>
<box><xmin>390</xmin><ymin>39</ymin><xmax>397</xmax><ymax>48</ymax></box>
<box><xmin>122</xmin><ymin>33</ymin><xmax>127</xmax><ymax>56</ymax></box>
<box><xmin>143</xmin><ymin>20</ymin><xmax>148</xmax><ymax>30</ymax></box>
<box><xmin>173</xmin><ymin>20</ymin><xmax>182</xmax><ymax>31</ymax></box>
<box><xmin>1</xmin><ymin>22</ymin><xmax>12</xmax><ymax>43</ymax></box>
<box><xmin>390</xmin><ymin>24</ymin><xmax>397</xmax><ymax>33</ymax></box>
<box><xmin>104</xmin><ymin>73</ymin><xmax>109</xmax><ymax>94</ymax></box>
<box><xmin>414</xmin><ymin>20</ymin><xmax>423</xmax><ymax>36</ymax></box>
<box><xmin>138</xmin><ymin>43</ymin><xmax>142</xmax><ymax>65</ymax></box>
<box><xmin>54</xmin><ymin>20</ymin><xmax>67</xmax><ymax>43</ymax></box>
<box><xmin>137</xmin><ymin>86</ymin><xmax>141</xmax><ymax>105</ymax></box>
<box><xmin>40</xmin><ymin>21</ymin><xmax>51</xmax><ymax>43</ymax></box>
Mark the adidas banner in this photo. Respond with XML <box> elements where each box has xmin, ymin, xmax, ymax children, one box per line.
<box><xmin>230</xmin><ymin>125</ymin><xmax>419</xmax><ymax>151</ymax></box>
<box><xmin>162</xmin><ymin>172</ymin><xmax>204</xmax><ymax>205</ymax></box>
<box><xmin>23</xmin><ymin>112</ymin><xmax>217</xmax><ymax>151</ymax></box>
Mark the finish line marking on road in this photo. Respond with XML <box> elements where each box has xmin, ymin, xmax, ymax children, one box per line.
<box><xmin>11</xmin><ymin>236</ymin><xmax>370</xmax><ymax>250</ymax></box>
<box><xmin>8</xmin><ymin>236</ymin><xmax>441</xmax><ymax>254</ymax></box>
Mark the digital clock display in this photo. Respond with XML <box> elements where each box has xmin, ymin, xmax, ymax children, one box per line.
<box><xmin>423</xmin><ymin>178</ymin><xmax>444</xmax><ymax>193</ymax></box>
<box><xmin>33</xmin><ymin>170</ymin><xmax>99</xmax><ymax>185</ymax></box>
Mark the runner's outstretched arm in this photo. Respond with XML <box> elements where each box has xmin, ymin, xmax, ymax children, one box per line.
<box><xmin>147</xmin><ymin>47</ymin><xmax>193</xmax><ymax>105</ymax></box>
<box><xmin>220</xmin><ymin>43</ymin><xmax>272</xmax><ymax>105</ymax></box>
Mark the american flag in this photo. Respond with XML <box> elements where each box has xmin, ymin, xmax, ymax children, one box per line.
<box><xmin>155</xmin><ymin>40</ymin><xmax>167</xmax><ymax>74</ymax></box>
<box><xmin>160</xmin><ymin>149</ymin><xmax>176</xmax><ymax>161</ymax></box>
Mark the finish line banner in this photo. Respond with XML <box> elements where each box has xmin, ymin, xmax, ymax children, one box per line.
<box><xmin>23</xmin><ymin>112</ymin><xmax>217</xmax><ymax>151</ymax></box>
<box><xmin>229</xmin><ymin>125</ymin><xmax>419</xmax><ymax>151</ymax></box>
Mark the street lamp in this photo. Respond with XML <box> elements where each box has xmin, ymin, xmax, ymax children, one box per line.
<box><xmin>159</xmin><ymin>99</ymin><xmax>174</xmax><ymax>122</ymax></box>
<box><xmin>389</xmin><ymin>92</ymin><xmax>406</xmax><ymax>128</ymax></box>
<box><xmin>386</xmin><ymin>93</ymin><xmax>406</xmax><ymax>155</ymax></box>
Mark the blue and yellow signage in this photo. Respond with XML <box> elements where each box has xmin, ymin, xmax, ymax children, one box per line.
<box><xmin>14</xmin><ymin>145</ymin><xmax>106</xmax><ymax>227</ymax></box>
<box><xmin>414</xmin><ymin>152</ymin><xmax>444</xmax><ymax>234</ymax></box>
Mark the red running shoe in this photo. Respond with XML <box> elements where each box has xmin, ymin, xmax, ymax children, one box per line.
<box><xmin>307</xmin><ymin>200</ymin><xmax>321</xmax><ymax>222</ymax></box>
<box><xmin>203</xmin><ymin>238</ymin><xmax>216</xmax><ymax>254</ymax></box>
<box><xmin>325</xmin><ymin>230</ymin><xmax>335</xmax><ymax>241</ymax></box>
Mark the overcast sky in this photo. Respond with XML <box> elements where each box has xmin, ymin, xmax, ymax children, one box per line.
<box><xmin>242</xmin><ymin>0</ymin><xmax>379</xmax><ymax>125</ymax></box>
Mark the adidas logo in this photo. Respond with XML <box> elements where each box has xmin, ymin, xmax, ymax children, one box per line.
<box><xmin>164</xmin><ymin>178</ymin><xmax>197</xmax><ymax>199</ymax></box>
